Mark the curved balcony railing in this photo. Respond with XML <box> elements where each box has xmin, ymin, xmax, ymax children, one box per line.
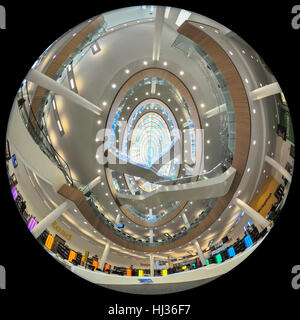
<box><xmin>84</xmin><ymin>188</ymin><xmax>218</xmax><ymax>247</ymax></box>
<box><xmin>17</xmin><ymin>80</ymin><xmax>73</xmax><ymax>185</ymax></box>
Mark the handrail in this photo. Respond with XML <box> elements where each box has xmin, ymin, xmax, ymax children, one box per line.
<box><xmin>18</xmin><ymin>80</ymin><xmax>73</xmax><ymax>185</ymax></box>
<box><xmin>85</xmin><ymin>189</ymin><xmax>216</xmax><ymax>247</ymax></box>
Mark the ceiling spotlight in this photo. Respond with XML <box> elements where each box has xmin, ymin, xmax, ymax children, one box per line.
<box><xmin>201</xmin><ymin>103</ymin><xmax>205</xmax><ymax>108</ymax></box>
<box><xmin>125</xmin><ymin>69</ymin><xmax>130</xmax><ymax>74</ymax></box>
<box><xmin>179</xmin><ymin>70</ymin><xmax>184</xmax><ymax>76</ymax></box>
<box><xmin>135</xmin><ymin>97</ymin><xmax>138</xmax><ymax>101</ymax></box>
<box><xmin>112</xmin><ymin>83</ymin><xmax>117</xmax><ymax>89</ymax></box>
<box><xmin>163</xmin><ymin>61</ymin><xmax>168</xmax><ymax>66</ymax></box>
<box><xmin>168</xmin><ymin>98</ymin><xmax>171</xmax><ymax>102</ymax></box>
<box><xmin>206</xmin><ymin>140</ymin><xmax>210</xmax><ymax>144</ymax></box>
<box><xmin>97</xmin><ymin>120</ymin><xmax>101</xmax><ymax>125</ymax></box>
<box><xmin>143</xmin><ymin>61</ymin><xmax>148</xmax><ymax>65</ymax></box>
<box><xmin>192</xmin><ymin>86</ymin><xmax>197</xmax><ymax>90</ymax></box>
<box><xmin>97</xmin><ymin>169</ymin><xmax>101</xmax><ymax>173</ymax></box>
<box><xmin>146</xmin><ymin>92</ymin><xmax>149</xmax><ymax>95</ymax></box>
<box><xmin>205</xmin><ymin>155</ymin><xmax>210</xmax><ymax>159</ymax></box>
<box><xmin>102</xmin><ymin>101</ymin><xmax>107</xmax><ymax>106</ymax></box>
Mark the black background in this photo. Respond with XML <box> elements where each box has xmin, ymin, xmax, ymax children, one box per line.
<box><xmin>0</xmin><ymin>0</ymin><xmax>299</xmax><ymax>316</ymax></box>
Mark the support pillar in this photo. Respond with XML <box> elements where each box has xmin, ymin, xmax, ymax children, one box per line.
<box><xmin>265</xmin><ymin>155</ymin><xmax>292</xmax><ymax>183</ymax></box>
<box><xmin>182</xmin><ymin>213</ymin><xmax>191</xmax><ymax>229</ymax></box>
<box><xmin>193</xmin><ymin>239</ymin><xmax>206</xmax><ymax>266</ymax></box>
<box><xmin>26</xmin><ymin>69</ymin><xmax>102</xmax><ymax>115</ymax></box>
<box><xmin>32</xmin><ymin>200</ymin><xmax>72</xmax><ymax>238</ymax></box>
<box><xmin>149</xmin><ymin>229</ymin><xmax>153</xmax><ymax>243</ymax></box>
<box><xmin>115</xmin><ymin>213</ymin><xmax>121</xmax><ymax>226</ymax></box>
<box><xmin>99</xmin><ymin>241</ymin><xmax>111</xmax><ymax>270</ymax></box>
<box><xmin>150</xmin><ymin>253</ymin><xmax>154</xmax><ymax>277</ymax></box>
<box><xmin>233</xmin><ymin>198</ymin><xmax>270</xmax><ymax>228</ymax></box>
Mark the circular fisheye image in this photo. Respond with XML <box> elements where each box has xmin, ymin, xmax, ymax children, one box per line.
<box><xmin>5</xmin><ymin>5</ymin><xmax>294</xmax><ymax>294</ymax></box>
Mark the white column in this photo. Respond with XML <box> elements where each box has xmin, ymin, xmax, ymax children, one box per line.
<box><xmin>250</xmin><ymin>82</ymin><xmax>281</xmax><ymax>101</ymax></box>
<box><xmin>83</xmin><ymin>176</ymin><xmax>101</xmax><ymax>192</ymax></box>
<box><xmin>233</xmin><ymin>198</ymin><xmax>270</xmax><ymax>228</ymax></box>
<box><xmin>32</xmin><ymin>200</ymin><xmax>72</xmax><ymax>238</ymax></box>
<box><xmin>149</xmin><ymin>208</ymin><xmax>153</xmax><ymax>219</ymax></box>
<box><xmin>99</xmin><ymin>241</ymin><xmax>111</xmax><ymax>270</ymax></box>
<box><xmin>152</xmin><ymin>6</ymin><xmax>165</xmax><ymax>61</ymax></box>
<box><xmin>26</xmin><ymin>69</ymin><xmax>102</xmax><ymax>115</ymax></box>
<box><xmin>149</xmin><ymin>229</ymin><xmax>154</xmax><ymax>243</ymax></box>
<box><xmin>149</xmin><ymin>253</ymin><xmax>154</xmax><ymax>277</ymax></box>
<box><xmin>265</xmin><ymin>155</ymin><xmax>292</xmax><ymax>183</ymax></box>
<box><xmin>193</xmin><ymin>240</ymin><xmax>206</xmax><ymax>266</ymax></box>
<box><xmin>182</xmin><ymin>213</ymin><xmax>191</xmax><ymax>229</ymax></box>
<box><xmin>115</xmin><ymin>213</ymin><xmax>121</xmax><ymax>226</ymax></box>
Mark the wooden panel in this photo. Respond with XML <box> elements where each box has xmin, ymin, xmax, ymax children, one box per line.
<box><xmin>30</xmin><ymin>15</ymin><xmax>104</xmax><ymax>124</ymax></box>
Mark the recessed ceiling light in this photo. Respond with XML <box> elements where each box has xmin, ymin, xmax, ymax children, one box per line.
<box><xmin>97</xmin><ymin>169</ymin><xmax>101</xmax><ymax>173</ymax></box>
<box><xmin>146</xmin><ymin>92</ymin><xmax>149</xmax><ymax>95</ymax></box>
<box><xmin>125</xmin><ymin>69</ymin><xmax>130</xmax><ymax>74</ymax></box>
<box><xmin>102</xmin><ymin>101</ymin><xmax>107</xmax><ymax>106</ymax></box>
<box><xmin>157</xmin><ymin>92</ymin><xmax>160</xmax><ymax>96</ymax></box>
<box><xmin>163</xmin><ymin>61</ymin><xmax>168</xmax><ymax>66</ymax></box>
<box><xmin>205</xmin><ymin>155</ymin><xmax>210</xmax><ymax>159</ymax></box>
<box><xmin>143</xmin><ymin>61</ymin><xmax>148</xmax><ymax>65</ymax></box>
<box><xmin>205</xmin><ymin>122</ymin><xmax>209</xmax><ymax>127</ymax></box>
<box><xmin>268</xmin><ymin>141</ymin><xmax>270</xmax><ymax>144</ymax></box>
<box><xmin>201</xmin><ymin>103</ymin><xmax>205</xmax><ymax>108</ymax></box>
<box><xmin>206</xmin><ymin>140</ymin><xmax>210</xmax><ymax>144</ymax></box>
<box><xmin>127</xmin><ymin>106</ymin><xmax>130</xmax><ymax>110</ymax></box>
<box><xmin>180</xmin><ymin>70</ymin><xmax>184</xmax><ymax>76</ymax></box>
<box><xmin>218</xmin><ymin>218</ymin><xmax>222</xmax><ymax>221</ymax></box>
<box><xmin>247</xmin><ymin>168</ymin><xmax>251</xmax><ymax>172</ymax></box>
<box><xmin>74</xmin><ymin>209</ymin><xmax>77</xmax><ymax>212</ymax></box>
<box><xmin>253</xmin><ymin>140</ymin><xmax>256</xmax><ymax>145</ymax></box>
<box><xmin>253</xmin><ymin>109</ymin><xmax>256</xmax><ymax>114</ymax></box>
<box><xmin>168</xmin><ymin>98</ymin><xmax>171</xmax><ymax>102</ymax></box>
<box><xmin>112</xmin><ymin>84</ymin><xmax>117</xmax><ymax>89</ymax></box>
<box><xmin>192</xmin><ymin>86</ymin><xmax>197</xmax><ymax>90</ymax></box>
<box><xmin>134</xmin><ymin>97</ymin><xmax>138</xmax><ymax>101</ymax></box>
<box><xmin>245</xmin><ymin>78</ymin><xmax>249</xmax><ymax>83</ymax></box>
<box><xmin>84</xmin><ymin>221</ymin><xmax>87</xmax><ymax>224</ymax></box>
<box><xmin>229</xmin><ymin>51</ymin><xmax>233</xmax><ymax>56</ymax></box>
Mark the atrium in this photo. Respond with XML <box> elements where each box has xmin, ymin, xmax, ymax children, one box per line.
<box><xmin>5</xmin><ymin>5</ymin><xmax>294</xmax><ymax>294</ymax></box>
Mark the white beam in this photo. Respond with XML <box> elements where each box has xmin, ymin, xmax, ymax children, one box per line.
<box><xmin>250</xmin><ymin>82</ymin><xmax>281</xmax><ymax>101</ymax></box>
<box><xmin>32</xmin><ymin>200</ymin><xmax>72</xmax><ymax>238</ymax></box>
<box><xmin>26</xmin><ymin>69</ymin><xmax>102</xmax><ymax>115</ymax></box>
<box><xmin>152</xmin><ymin>6</ymin><xmax>165</xmax><ymax>61</ymax></box>
<box><xmin>204</xmin><ymin>104</ymin><xmax>227</xmax><ymax>119</ymax></box>
<box><xmin>83</xmin><ymin>176</ymin><xmax>101</xmax><ymax>192</ymax></box>
<box><xmin>233</xmin><ymin>198</ymin><xmax>270</xmax><ymax>228</ymax></box>
<box><xmin>265</xmin><ymin>155</ymin><xmax>292</xmax><ymax>183</ymax></box>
